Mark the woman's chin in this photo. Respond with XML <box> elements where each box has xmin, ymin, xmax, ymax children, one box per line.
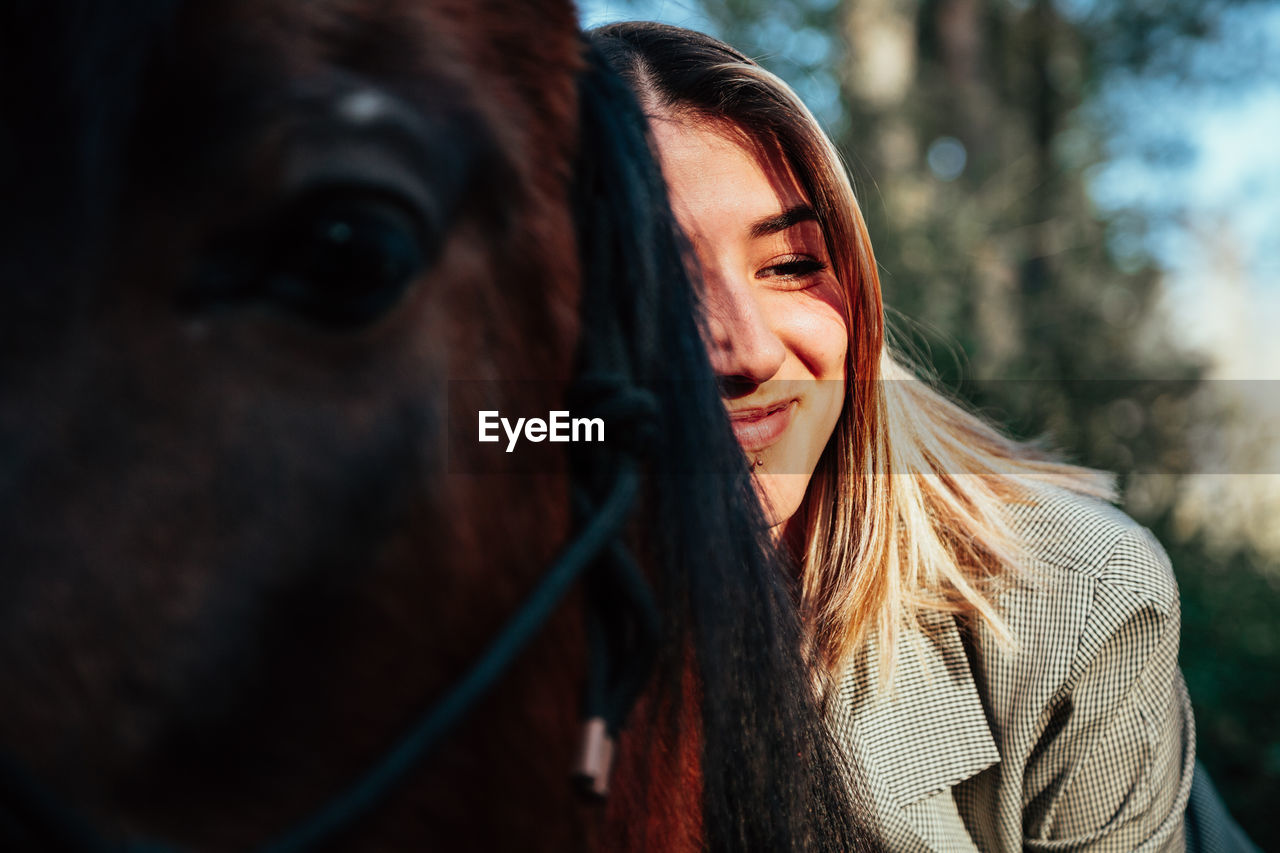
<box><xmin>752</xmin><ymin>471</ymin><xmax>811</xmax><ymax>534</ymax></box>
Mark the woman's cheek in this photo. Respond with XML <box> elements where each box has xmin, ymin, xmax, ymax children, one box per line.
<box><xmin>785</xmin><ymin>304</ymin><xmax>848</xmax><ymax>381</ymax></box>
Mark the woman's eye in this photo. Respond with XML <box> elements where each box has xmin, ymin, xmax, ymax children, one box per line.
<box><xmin>759</xmin><ymin>256</ymin><xmax>828</xmax><ymax>287</ymax></box>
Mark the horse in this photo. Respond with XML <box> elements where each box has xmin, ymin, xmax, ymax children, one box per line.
<box><xmin>0</xmin><ymin>0</ymin><xmax>869</xmax><ymax>849</ymax></box>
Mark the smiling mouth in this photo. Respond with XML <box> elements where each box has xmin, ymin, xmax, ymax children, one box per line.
<box><xmin>727</xmin><ymin>401</ymin><xmax>794</xmax><ymax>453</ymax></box>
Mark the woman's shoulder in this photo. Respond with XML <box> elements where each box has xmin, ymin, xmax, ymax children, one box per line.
<box><xmin>966</xmin><ymin>481</ymin><xmax>1194</xmax><ymax>852</ymax></box>
<box><xmin>1002</xmin><ymin>479</ymin><xmax>1179</xmax><ymax>620</ymax></box>
<box><xmin>829</xmin><ymin>482</ymin><xmax>1192</xmax><ymax>849</ymax></box>
<box><xmin>967</xmin><ymin>480</ymin><xmax>1185</xmax><ymax>726</ymax></box>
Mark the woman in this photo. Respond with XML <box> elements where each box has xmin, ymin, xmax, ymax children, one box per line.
<box><xmin>590</xmin><ymin>21</ymin><xmax>1257</xmax><ymax>852</ymax></box>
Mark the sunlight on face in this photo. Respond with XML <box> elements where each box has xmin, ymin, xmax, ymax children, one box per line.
<box><xmin>652</xmin><ymin>117</ymin><xmax>847</xmax><ymax>533</ymax></box>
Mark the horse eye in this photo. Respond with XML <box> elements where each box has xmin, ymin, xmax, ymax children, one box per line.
<box><xmin>264</xmin><ymin>194</ymin><xmax>429</xmax><ymax>327</ymax></box>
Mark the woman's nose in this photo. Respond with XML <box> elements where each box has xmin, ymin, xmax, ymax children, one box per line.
<box><xmin>703</xmin><ymin>273</ymin><xmax>785</xmax><ymax>388</ymax></box>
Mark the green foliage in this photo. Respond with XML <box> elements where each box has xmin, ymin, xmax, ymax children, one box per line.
<box><xmin>1171</xmin><ymin>528</ymin><xmax>1280</xmax><ymax>839</ymax></box>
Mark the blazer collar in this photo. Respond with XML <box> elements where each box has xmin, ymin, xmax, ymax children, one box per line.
<box><xmin>829</xmin><ymin>611</ymin><xmax>999</xmax><ymax>810</ymax></box>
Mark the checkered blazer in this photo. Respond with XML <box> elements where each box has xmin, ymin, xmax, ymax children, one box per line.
<box><xmin>829</xmin><ymin>484</ymin><xmax>1252</xmax><ymax>852</ymax></box>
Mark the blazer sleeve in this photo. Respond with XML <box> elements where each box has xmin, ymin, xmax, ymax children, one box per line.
<box><xmin>1022</xmin><ymin>529</ymin><xmax>1196</xmax><ymax>853</ymax></box>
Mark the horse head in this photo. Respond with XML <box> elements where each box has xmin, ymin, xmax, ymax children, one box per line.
<box><xmin>0</xmin><ymin>1</ymin><xmax>868</xmax><ymax>849</ymax></box>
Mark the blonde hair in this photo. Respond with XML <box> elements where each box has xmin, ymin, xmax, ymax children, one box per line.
<box><xmin>592</xmin><ymin>22</ymin><xmax>1113</xmax><ymax>683</ymax></box>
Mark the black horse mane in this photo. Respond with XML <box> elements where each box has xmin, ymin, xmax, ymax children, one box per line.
<box><xmin>573</xmin><ymin>45</ymin><xmax>874</xmax><ymax>852</ymax></box>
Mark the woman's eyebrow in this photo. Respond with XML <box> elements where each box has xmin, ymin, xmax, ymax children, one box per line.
<box><xmin>748</xmin><ymin>204</ymin><xmax>819</xmax><ymax>239</ymax></box>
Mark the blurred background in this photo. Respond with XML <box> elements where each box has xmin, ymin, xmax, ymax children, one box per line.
<box><xmin>583</xmin><ymin>0</ymin><xmax>1279</xmax><ymax>844</ymax></box>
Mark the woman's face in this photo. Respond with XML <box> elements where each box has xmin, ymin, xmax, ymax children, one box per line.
<box><xmin>652</xmin><ymin>117</ymin><xmax>847</xmax><ymax>531</ymax></box>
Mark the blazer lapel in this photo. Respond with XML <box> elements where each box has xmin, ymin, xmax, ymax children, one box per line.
<box><xmin>830</xmin><ymin>611</ymin><xmax>998</xmax><ymax>848</ymax></box>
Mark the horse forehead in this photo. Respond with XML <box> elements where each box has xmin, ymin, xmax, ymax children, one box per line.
<box><xmin>0</xmin><ymin>0</ymin><xmax>583</xmax><ymax>229</ymax></box>
<box><xmin>160</xmin><ymin>0</ymin><xmax>586</xmax><ymax>145</ymax></box>
<box><xmin>0</xmin><ymin>0</ymin><xmax>586</xmax><ymax>360</ymax></box>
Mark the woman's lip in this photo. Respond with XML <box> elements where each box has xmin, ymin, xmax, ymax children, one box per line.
<box><xmin>728</xmin><ymin>401</ymin><xmax>794</xmax><ymax>453</ymax></box>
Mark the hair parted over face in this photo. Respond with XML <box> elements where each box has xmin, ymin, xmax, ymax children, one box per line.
<box><xmin>590</xmin><ymin>21</ymin><xmax>887</xmax><ymax>543</ymax></box>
